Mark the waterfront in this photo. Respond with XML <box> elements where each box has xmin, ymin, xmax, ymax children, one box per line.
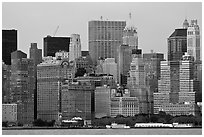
<box><xmin>2</xmin><ymin>128</ymin><xmax>202</xmax><ymax>135</ymax></box>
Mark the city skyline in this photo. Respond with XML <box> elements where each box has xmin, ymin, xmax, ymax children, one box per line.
<box><xmin>2</xmin><ymin>2</ymin><xmax>202</xmax><ymax>59</ymax></box>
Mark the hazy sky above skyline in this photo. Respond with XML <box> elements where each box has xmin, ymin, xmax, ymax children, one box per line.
<box><xmin>2</xmin><ymin>2</ymin><xmax>202</xmax><ymax>59</ymax></box>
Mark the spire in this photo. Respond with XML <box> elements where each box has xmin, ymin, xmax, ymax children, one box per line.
<box><xmin>183</xmin><ymin>18</ymin><xmax>189</xmax><ymax>29</ymax></box>
<box><xmin>124</xmin><ymin>12</ymin><xmax>137</xmax><ymax>31</ymax></box>
<box><xmin>129</xmin><ymin>13</ymin><xmax>132</xmax><ymax>20</ymax></box>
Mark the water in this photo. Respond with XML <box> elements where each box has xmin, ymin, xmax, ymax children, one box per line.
<box><xmin>2</xmin><ymin>128</ymin><xmax>202</xmax><ymax>135</ymax></box>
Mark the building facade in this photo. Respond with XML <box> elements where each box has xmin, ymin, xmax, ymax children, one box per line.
<box><xmin>95</xmin><ymin>86</ymin><xmax>111</xmax><ymax>118</ymax></box>
<box><xmin>10</xmin><ymin>50</ymin><xmax>35</xmax><ymax>124</ymax></box>
<box><xmin>37</xmin><ymin>57</ymin><xmax>76</xmax><ymax>121</ymax></box>
<box><xmin>187</xmin><ymin>20</ymin><xmax>200</xmax><ymax>61</ymax></box>
<box><xmin>2</xmin><ymin>62</ymin><xmax>11</xmax><ymax>103</ymax></box>
<box><xmin>29</xmin><ymin>43</ymin><xmax>42</xmax><ymax>119</ymax></box>
<box><xmin>110</xmin><ymin>97</ymin><xmax>139</xmax><ymax>117</ymax></box>
<box><xmin>88</xmin><ymin>20</ymin><xmax>126</xmax><ymax>65</ymax></box>
<box><xmin>43</xmin><ymin>36</ymin><xmax>70</xmax><ymax>57</ymax></box>
<box><xmin>2</xmin><ymin>29</ymin><xmax>17</xmax><ymax>65</ymax></box>
<box><xmin>61</xmin><ymin>81</ymin><xmax>94</xmax><ymax>123</ymax></box>
<box><xmin>2</xmin><ymin>104</ymin><xmax>17</xmax><ymax>122</ymax></box>
<box><xmin>69</xmin><ymin>34</ymin><xmax>82</xmax><ymax>61</ymax></box>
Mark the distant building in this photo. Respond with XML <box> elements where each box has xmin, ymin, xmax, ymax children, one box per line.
<box><xmin>10</xmin><ymin>50</ymin><xmax>35</xmax><ymax>124</ymax></box>
<box><xmin>110</xmin><ymin>97</ymin><xmax>139</xmax><ymax>117</ymax></box>
<box><xmin>2</xmin><ymin>62</ymin><xmax>11</xmax><ymax>103</ymax></box>
<box><xmin>168</xmin><ymin>20</ymin><xmax>188</xmax><ymax>61</ymax></box>
<box><xmin>122</xmin><ymin>13</ymin><xmax>138</xmax><ymax>49</ymax></box>
<box><xmin>102</xmin><ymin>58</ymin><xmax>118</xmax><ymax>83</ymax></box>
<box><xmin>127</xmin><ymin>49</ymin><xmax>150</xmax><ymax>114</ymax></box>
<box><xmin>154</xmin><ymin>54</ymin><xmax>199</xmax><ymax>116</ymax></box>
<box><xmin>187</xmin><ymin>20</ymin><xmax>200</xmax><ymax>61</ymax></box>
<box><xmin>43</xmin><ymin>36</ymin><xmax>70</xmax><ymax>57</ymax></box>
<box><xmin>37</xmin><ymin>57</ymin><xmax>76</xmax><ymax>121</ymax></box>
<box><xmin>2</xmin><ymin>104</ymin><xmax>17</xmax><ymax>122</ymax></box>
<box><xmin>61</xmin><ymin>81</ymin><xmax>94</xmax><ymax>123</ymax></box>
<box><xmin>29</xmin><ymin>43</ymin><xmax>42</xmax><ymax>119</ymax></box>
<box><xmin>95</xmin><ymin>86</ymin><xmax>111</xmax><ymax>118</ymax></box>
<box><xmin>88</xmin><ymin>20</ymin><xmax>126</xmax><ymax>65</ymax></box>
<box><xmin>69</xmin><ymin>34</ymin><xmax>81</xmax><ymax>61</ymax></box>
<box><xmin>117</xmin><ymin>44</ymin><xmax>132</xmax><ymax>85</ymax></box>
<box><xmin>2</xmin><ymin>29</ymin><xmax>17</xmax><ymax>65</ymax></box>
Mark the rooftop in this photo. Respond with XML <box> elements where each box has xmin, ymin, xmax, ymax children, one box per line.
<box><xmin>169</xmin><ymin>28</ymin><xmax>187</xmax><ymax>37</ymax></box>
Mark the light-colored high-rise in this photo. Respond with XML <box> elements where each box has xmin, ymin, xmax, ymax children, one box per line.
<box><xmin>88</xmin><ymin>20</ymin><xmax>126</xmax><ymax>65</ymax></box>
<box><xmin>69</xmin><ymin>34</ymin><xmax>81</xmax><ymax>61</ymax></box>
<box><xmin>187</xmin><ymin>20</ymin><xmax>200</xmax><ymax>61</ymax></box>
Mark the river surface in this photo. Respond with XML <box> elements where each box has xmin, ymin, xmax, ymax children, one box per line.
<box><xmin>2</xmin><ymin>128</ymin><xmax>202</xmax><ymax>135</ymax></box>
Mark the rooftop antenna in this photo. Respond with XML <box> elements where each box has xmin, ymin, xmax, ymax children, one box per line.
<box><xmin>53</xmin><ymin>25</ymin><xmax>59</xmax><ymax>37</ymax></box>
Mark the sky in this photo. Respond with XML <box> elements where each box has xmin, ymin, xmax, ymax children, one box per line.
<box><xmin>2</xmin><ymin>2</ymin><xmax>202</xmax><ymax>59</ymax></box>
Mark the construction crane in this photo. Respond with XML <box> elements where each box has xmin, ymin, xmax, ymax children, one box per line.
<box><xmin>53</xmin><ymin>25</ymin><xmax>59</xmax><ymax>36</ymax></box>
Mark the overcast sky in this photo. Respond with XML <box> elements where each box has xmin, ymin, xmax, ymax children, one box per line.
<box><xmin>2</xmin><ymin>2</ymin><xmax>202</xmax><ymax>59</ymax></box>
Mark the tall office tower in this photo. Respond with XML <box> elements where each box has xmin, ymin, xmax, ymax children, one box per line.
<box><xmin>88</xmin><ymin>20</ymin><xmax>126</xmax><ymax>65</ymax></box>
<box><xmin>168</xmin><ymin>20</ymin><xmax>188</xmax><ymax>61</ymax></box>
<box><xmin>2</xmin><ymin>29</ymin><xmax>17</xmax><ymax>65</ymax></box>
<box><xmin>61</xmin><ymin>81</ymin><xmax>94</xmax><ymax>124</ymax></box>
<box><xmin>29</xmin><ymin>43</ymin><xmax>42</xmax><ymax>119</ymax></box>
<box><xmin>123</xmin><ymin>13</ymin><xmax>138</xmax><ymax>49</ymax></box>
<box><xmin>37</xmin><ymin>56</ymin><xmax>76</xmax><ymax>121</ymax></box>
<box><xmin>43</xmin><ymin>35</ymin><xmax>70</xmax><ymax>57</ymax></box>
<box><xmin>95</xmin><ymin>86</ymin><xmax>111</xmax><ymax>118</ymax></box>
<box><xmin>154</xmin><ymin>54</ymin><xmax>199</xmax><ymax>116</ymax></box>
<box><xmin>10</xmin><ymin>50</ymin><xmax>35</xmax><ymax>124</ymax></box>
<box><xmin>143</xmin><ymin>51</ymin><xmax>164</xmax><ymax>114</ymax></box>
<box><xmin>187</xmin><ymin>20</ymin><xmax>200</xmax><ymax>61</ymax></box>
<box><xmin>118</xmin><ymin>13</ymin><xmax>138</xmax><ymax>85</ymax></box>
<box><xmin>127</xmin><ymin>49</ymin><xmax>149</xmax><ymax>114</ymax></box>
<box><xmin>117</xmin><ymin>44</ymin><xmax>132</xmax><ymax>85</ymax></box>
<box><xmin>2</xmin><ymin>62</ymin><xmax>11</xmax><ymax>103</ymax></box>
<box><xmin>69</xmin><ymin>34</ymin><xmax>81</xmax><ymax>61</ymax></box>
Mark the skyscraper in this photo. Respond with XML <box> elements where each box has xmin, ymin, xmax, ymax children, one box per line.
<box><xmin>43</xmin><ymin>36</ymin><xmax>70</xmax><ymax>57</ymax></box>
<box><xmin>10</xmin><ymin>50</ymin><xmax>35</xmax><ymax>124</ymax></box>
<box><xmin>118</xmin><ymin>13</ymin><xmax>138</xmax><ymax>85</ymax></box>
<box><xmin>69</xmin><ymin>34</ymin><xmax>81</xmax><ymax>61</ymax></box>
<box><xmin>122</xmin><ymin>13</ymin><xmax>138</xmax><ymax>49</ymax></box>
<box><xmin>29</xmin><ymin>43</ymin><xmax>42</xmax><ymax>120</ymax></box>
<box><xmin>2</xmin><ymin>29</ymin><xmax>17</xmax><ymax>65</ymax></box>
<box><xmin>168</xmin><ymin>20</ymin><xmax>188</xmax><ymax>61</ymax></box>
<box><xmin>37</xmin><ymin>55</ymin><xmax>76</xmax><ymax>121</ymax></box>
<box><xmin>154</xmin><ymin>54</ymin><xmax>199</xmax><ymax>116</ymax></box>
<box><xmin>187</xmin><ymin>20</ymin><xmax>200</xmax><ymax>61</ymax></box>
<box><xmin>127</xmin><ymin>49</ymin><xmax>149</xmax><ymax>114</ymax></box>
<box><xmin>88</xmin><ymin>20</ymin><xmax>126</xmax><ymax>65</ymax></box>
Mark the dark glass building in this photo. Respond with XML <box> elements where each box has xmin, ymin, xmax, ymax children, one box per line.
<box><xmin>43</xmin><ymin>36</ymin><xmax>70</xmax><ymax>57</ymax></box>
<box><xmin>168</xmin><ymin>28</ymin><xmax>187</xmax><ymax>61</ymax></box>
<box><xmin>2</xmin><ymin>29</ymin><xmax>17</xmax><ymax>65</ymax></box>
